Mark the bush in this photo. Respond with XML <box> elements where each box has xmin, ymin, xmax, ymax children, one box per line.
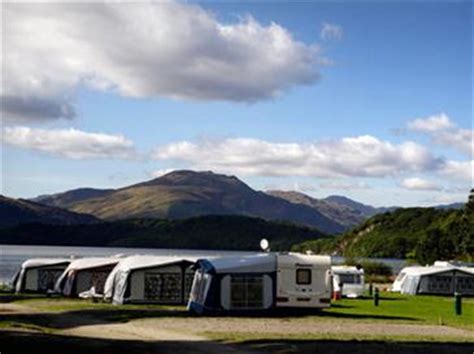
<box><xmin>360</xmin><ymin>260</ymin><xmax>392</xmax><ymax>277</ymax></box>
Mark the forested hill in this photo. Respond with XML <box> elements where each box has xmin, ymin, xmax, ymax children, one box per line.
<box><xmin>293</xmin><ymin>190</ymin><xmax>474</xmax><ymax>264</ymax></box>
<box><xmin>0</xmin><ymin>215</ymin><xmax>326</xmax><ymax>251</ymax></box>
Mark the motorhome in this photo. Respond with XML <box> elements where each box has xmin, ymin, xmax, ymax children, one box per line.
<box><xmin>331</xmin><ymin>265</ymin><xmax>365</xmax><ymax>298</ymax></box>
<box><xmin>188</xmin><ymin>252</ymin><xmax>332</xmax><ymax>314</ymax></box>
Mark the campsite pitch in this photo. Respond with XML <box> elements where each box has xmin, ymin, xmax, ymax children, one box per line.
<box><xmin>0</xmin><ymin>291</ymin><xmax>472</xmax><ymax>354</ymax></box>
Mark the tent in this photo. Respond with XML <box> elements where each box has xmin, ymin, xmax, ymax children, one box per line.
<box><xmin>104</xmin><ymin>255</ymin><xmax>196</xmax><ymax>305</ymax></box>
<box><xmin>13</xmin><ymin>258</ymin><xmax>71</xmax><ymax>293</ymax></box>
<box><xmin>55</xmin><ymin>257</ymin><xmax>120</xmax><ymax>296</ymax></box>
<box><xmin>392</xmin><ymin>265</ymin><xmax>474</xmax><ymax>295</ymax></box>
<box><xmin>331</xmin><ymin>265</ymin><xmax>365</xmax><ymax>298</ymax></box>
<box><xmin>188</xmin><ymin>253</ymin><xmax>277</xmax><ymax>314</ymax></box>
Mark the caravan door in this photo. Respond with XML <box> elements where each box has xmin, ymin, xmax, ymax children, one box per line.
<box><xmin>276</xmin><ymin>254</ymin><xmax>331</xmax><ymax>308</ymax></box>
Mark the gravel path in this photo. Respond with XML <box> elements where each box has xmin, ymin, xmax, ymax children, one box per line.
<box><xmin>135</xmin><ymin>317</ymin><xmax>474</xmax><ymax>339</ymax></box>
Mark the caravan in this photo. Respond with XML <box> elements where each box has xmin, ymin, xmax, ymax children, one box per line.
<box><xmin>392</xmin><ymin>265</ymin><xmax>474</xmax><ymax>295</ymax></box>
<box><xmin>104</xmin><ymin>255</ymin><xmax>196</xmax><ymax>305</ymax></box>
<box><xmin>55</xmin><ymin>257</ymin><xmax>120</xmax><ymax>297</ymax></box>
<box><xmin>188</xmin><ymin>253</ymin><xmax>331</xmax><ymax>314</ymax></box>
<box><xmin>331</xmin><ymin>265</ymin><xmax>365</xmax><ymax>298</ymax></box>
<box><xmin>12</xmin><ymin>258</ymin><xmax>71</xmax><ymax>293</ymax></box>
<box><xmin>276</xmin><ymin>253</ymin><xmax>332</xmax><ymax>307</ymax></box>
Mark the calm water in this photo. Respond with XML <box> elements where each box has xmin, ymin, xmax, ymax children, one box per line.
<box><xmin>0</xmin><ymin>244</ymin><xmax>407</xmax><ymax>284</ymax></box>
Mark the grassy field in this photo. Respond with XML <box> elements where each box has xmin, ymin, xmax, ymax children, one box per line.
<box><xmin>0</xmin><ymin>290</ymin><xmax>472</xmax><ymax>353</ymax></box>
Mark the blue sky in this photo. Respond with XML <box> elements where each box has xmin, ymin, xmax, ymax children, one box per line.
<box><xmin>2</xmin><ymin>1</ymin><xmax>472</xmax><ymax>206</ymax></box>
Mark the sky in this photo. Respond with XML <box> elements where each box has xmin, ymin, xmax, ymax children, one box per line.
<box><xmin>1</xmin><ymin>0</ymin><xmax>472</xmax><ymax>207</ymax></box>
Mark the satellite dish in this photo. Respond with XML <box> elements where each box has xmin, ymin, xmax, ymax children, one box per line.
<box><xmin>260</xmin><ymin>238</ymin><xmax>270</xmax><ymax>252</ymax></box>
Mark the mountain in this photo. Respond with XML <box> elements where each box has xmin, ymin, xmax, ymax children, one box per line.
<box><xmin>266</xmin><ymin>191</ymin><xmax>397</xmax><ymax>229</ymax></box>
<box><xmin>434</xmin><ymin>202</ymin><xmax>464</xmax><ymax>210</ymax></box>
<box><xmin>32</xmin><ymin>188</ymin><xmax>114</xmax><ymax>208</ymax></box>
<box><xmin>33</xmin><ymin>170</ymin><xmax>345</xmax><ymax>234</ymax></box>
<box><xmin>293</xmin><ymin>192</ymin><xmax>474</xmax><ymax>264</ymax></box>
<box><xmin>0</xmin><ymin>195</ymin><xmax>99</xmax><ymax>227</ymax></box>
<box><xmin>266</xmin><ymin>191</ymin><xmax>367</xmax><ymax>228</ymax></box>
<box><xmin>0</xmin><ymin>215</ymin><xmax>326</xmax><ymax>251</ymax></box>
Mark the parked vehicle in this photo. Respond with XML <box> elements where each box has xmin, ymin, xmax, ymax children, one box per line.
<box><xmin>104</xmin><ymin>255</ymin><xmax>196</xmax><ymax>305</ymax></box>
<box><xmin>12</xmin><ymin>258</ymin><xmax>70</xmax><ymax>293</ymax></box>
<box><xmin>331</xmin><ymin>265</ymin><xmax>365</xmax><ymax>298</ymax></box>
<box><xmin>188</xmin><ymin>252</ymin><xmax>332</xmax><ymax>314</ymax></box>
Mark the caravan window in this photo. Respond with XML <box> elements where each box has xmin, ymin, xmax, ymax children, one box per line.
<box><xmin>296</xmin><ymin>269</ymin><xmax>312</xmax><ymax>285</ymax></box>
<box><xmin>144</xmin><ymin>272</ymin><xmax>182</xmax><ymax>302</ymax></box>
<box><xmin>456</xmin><ymin>276</ymin><xmax>474</xmax><ymax>293</ymax></box>
<box><xmin>37</xmin><ymin>268</ymin><xmax>64</xmax><ymax>291</ymax></box>
<box><xmin>338</xmin><ymin>274</ymin><xmax>362</xmax><ymax>284</ymax></box>
<box><xmin>427</xmin><ymin>275</ymin><xmax>452</xmax><ymax>293</ymax></box>
<box><xmin>230</xmin><ymin>275</ymin><xmax>263</xmax><ymax>309</ymax></box>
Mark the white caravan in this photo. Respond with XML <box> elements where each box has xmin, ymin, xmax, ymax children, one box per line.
<box><xmin>188</xmin><ymin>252</ymin><xmax>332</xmax><ymax>313</ymax></box>
<box><xmin>331</xmin><ymin>265</ymin><xmax>365</xmax><ymax>298</ymax></box>
<box><xmin>275</xmin><ymin>253</ymin><xmax>332</xmax><ymax>308</ymax></box>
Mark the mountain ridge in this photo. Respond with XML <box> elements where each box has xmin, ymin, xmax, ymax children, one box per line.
<box><xmin>32</xmin><ymin>170</ymin><xmax>345</xmax><ymax>234</ymax></box>
<box><xmin>0</xmin><ymin>195</ymin><xmax>99</xmax><ymax>227</ymax></box>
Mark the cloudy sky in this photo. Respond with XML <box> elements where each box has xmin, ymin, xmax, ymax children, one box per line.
<box><xmin>1</xmin><ymin>1</ymin><xmax>472</xmax><ymax>207</ymax></box>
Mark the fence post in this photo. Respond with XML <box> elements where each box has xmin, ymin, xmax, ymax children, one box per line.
<box><xmin>454</xmin><ymin>292</ymin><xmax>462</xmax><ymax>315</ymax></box>
<box><xmin>374</xmin><ymin>287</ymin><xmax>379</xmax><ymax>307</ymax></box>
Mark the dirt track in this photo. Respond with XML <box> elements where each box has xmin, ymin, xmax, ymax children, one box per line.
<box><xmin>1</xmin><ymin>302</ymin><xmax>473</xmax><ymax>354</ymax></box>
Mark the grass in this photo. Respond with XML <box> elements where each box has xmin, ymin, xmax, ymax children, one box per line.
<box><xmin>324</xmin><ymin>292</ymin><xmax>474</xmax><ymax>329</ymax></box>
<box><xmin>0</xmin><ymin>290</ymin><xmax>472</xmax><ymax>343</ymax></box>
<box><xmin>203</xmin><ymin>331</ymin><xmax>474</xmax><ymax>344</ymax></box>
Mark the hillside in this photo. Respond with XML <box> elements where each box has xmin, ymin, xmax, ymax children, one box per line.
<box><xmin>267</xmin><ymin>191</ymin><xmax>373</xmax><ymax>228</ymax></box>
<box><xmin>0</xmin><ymin>195</ymin><xmax>99</xmax><ymax>227</ymax></box>
<box><xmin>293</xmin><ymin>191</ymin><xmax>474</xmax><ymax>264</ymax></box>
<box><xmin>0</xmin><ymin>215</ymin><xmax>326</xmax><ymax>251</ymax></box>
<box><xmin>32</xmin><ymin>188</ymin><xmax>114</xmax><ymax>209</ymax></box>
<box><xmin>32</xmin><ymin>170</ymin><xmax>345</xmax><ymax>234</ymax></box>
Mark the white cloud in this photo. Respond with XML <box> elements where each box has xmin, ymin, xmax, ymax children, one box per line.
<box><xmin>407</xmin><ymin>113</ymin><xmax>454</xmax><ymax>133</ymax></box>
<box><xmin>152</xmin><ymin>136</ymin><xmax>441</xmax><ymax>178</ymax></box>
<box><xmin>320</xmin><ymin>22</ymin><xmax>343</xmax><ymax>41</ymax></box>
<box><xmin>399</xmin><ymin>177</ymin><xmax>441</xmax><ymax>191</ymax></box>
<box><xmin>407</xmin><ymin>113</ymin><xmax>473</xmax><ymax>156</ymax></box>
<box><xmin>434</xmin><ymin>129</ymin><xmax>473</xmax><ymax>157</ymax></box>
<box><xmin>3</xmin><ymin>2</ymin><xmax>325</xmax><ymax>121</ymax></box>
<box><xmin>320</xmin><ymin>181</ymin><xmax>370</xmax><ymax>190</ymax></box>
<box><xmin>439</xmin><ymin>160</ymin><xmax>473</xmax><ymax>183</ymax></box>
<box><xmin>3</xmin><ymin>126</ymin><xmax>135</xmax><ymax>160</ymax></box>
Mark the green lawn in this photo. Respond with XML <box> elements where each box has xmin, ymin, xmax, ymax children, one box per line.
<box><xmin>324</xmin><ymin>292</ymin><xmax>474</xmax><ymax>329</ymax></box>
<box><xmin>1</xmin><ymin>291</ymin><xmax>472</xmax><ymax>336</ymax></box>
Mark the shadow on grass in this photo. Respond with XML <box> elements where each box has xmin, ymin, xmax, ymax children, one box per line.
<box><xmin>0</xmin><ymin>330</ymin><xmax>223</xmax><ymax>354</ymax></box>
<box><xmin>0</xmin><ymin>306</ymin><xmax>417</xmax><ymax>331</ymax></box>
<box><xmin>0</xmin><ymin>292</ymin><xmax>49</xmax><ymax>303</ymax></box>
<box><xmin>240</xmin><ymin>339</ymin><xmax>473</xmax><ymax>354</ymax></box>
<box><xmin>0</xmin><ymin>331</ymin><xmax>471</xmax><ymax>354</ymax></box>
<box><xmin>0</xmin><ymin>307</ymin><xmax>189</xmax><ymax>330</ymax></box>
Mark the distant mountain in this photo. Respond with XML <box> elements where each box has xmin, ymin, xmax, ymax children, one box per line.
<box><xmin>0</xmin><ymin>195</ymin><xmax>99</xmax><ymax>227</ymax></box>
<box><xmin>323</xmin><ymin>195</ymin><xmax>396</xmax><ymax>217</ymax></box>
<box><xmin>32</xmin><ymin>188</ymin><xmax>114</xmax><ymax>208</ymax></box>
<box><xmin>434</xmin><ymin>202</ymin><xmax>464</xmax><ymax>210</ymax></box>
<box><xmin>266</xmin><ymin>191</ymin><xmax>397</xmax><ymax>230</ymax></box>
<box><xmin>33</xmin><ymin>170</ymin><xmax>345</xmax><ymax>234</ymax></box>
<box><xmin>0</xmin><ymin>215</ymin><xmax>326</xmax><ymax>251</ymax></box>
<box><xmin>266</xmin><ymin>191</ymin><xmax>367</xmax><ymax>228</ymax></box>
